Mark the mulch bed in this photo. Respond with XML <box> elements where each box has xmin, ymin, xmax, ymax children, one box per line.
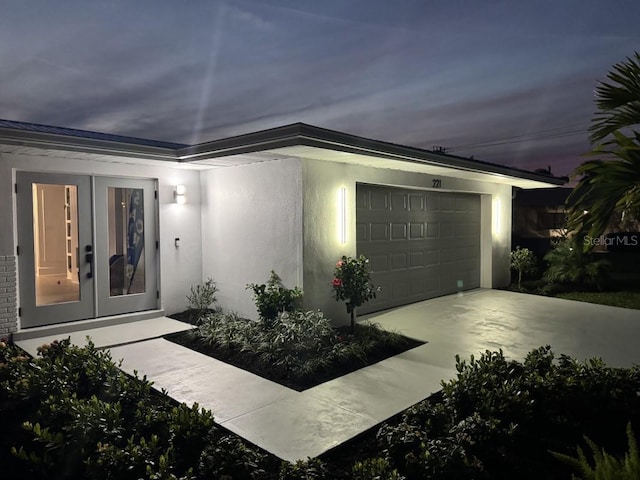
<box><xmin>165</xmin><ymin>314</ymin><xmax>424</xmax><ymax>391</ymax></box>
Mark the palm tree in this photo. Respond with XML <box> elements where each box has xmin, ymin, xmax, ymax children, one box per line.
<box><xmin>566</xmin><ymin>53</ymin><xmax>640</xmax><ymax>248</ymax></box>
<box><xmin>589</xmin><ymin>52</ymin><xmax>640</xmax><ymax>143</ymax></box>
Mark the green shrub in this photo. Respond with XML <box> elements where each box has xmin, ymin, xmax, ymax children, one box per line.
<box><xmin>3</xmin><ymin>338</ymin><xmax>216</xmax><ymax>480</ymax></box>
<box><xmin>278</xmin><ymin>458</ymin><xmax>330</xmax><ymax>479</ymax></box>
<box><xmin>376</xmin><ymin>346</ymin><xmax>640</xmax><ymax>479</ymax></box>
<box><xmin>194</xmin><ymin>310</ymin><xmax>411</xmax><ymax>387</ymax></box>
<box><xmin>352</xmin><ymin>457</ymin><xmax>406</xmax><ymax>479</ymax></box>
<box><xmin>196</xmin><ymin>311</ymin><xmax>261</xmax><ymax>354</ymax></box>
<box><xmin>247</xmin><ymin>270</ymin><xmax>303</xmax><ymax>324</ymax></box>
<box><xmin>544</xmin><ymin>239</ymin><xmax>611</xmax><ymax>290</ymax></box>
<box><xmin>257</xmin><ymin>310</ymin><xmax>343</xmax><ymax>379</ymax></box>
<box><xmin>186</xmin><ymin>277</ymin><xmax>218</xmax><ymax>321</ymax></box>
<box><xmin>197</xmin><ymin>310</ymin><xmax>340</xmax><ymax>382</ymax></box>
<box><xmin>197</xmin><ymin>433</ymin><xmax>272</xmax><ymax>480</ymax></box>
<box><xmin>552</xmin><ymin>422</ymin><xmax>640</xmax><ymax>480</ymax></box>
<box><xmin>510</xmin><ymin>246</ymin><xmax>538</xmax><ymax>289</ymax></box>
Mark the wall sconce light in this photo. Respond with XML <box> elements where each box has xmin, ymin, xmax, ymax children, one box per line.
<box><xmin>338</xmin><ymin>187</ymin><xmax>346</xmax><ymax>244</ymax></box>
<box><xmin>174</xmin><ymin>184</ymin><xmax>186</xmax><ymax>204</ymax></box>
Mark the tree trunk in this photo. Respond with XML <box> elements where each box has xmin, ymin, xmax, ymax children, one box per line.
<box><xmin>350</xmin><ymin>308</ymin><xmax>356</xmax><ymax>332</ymax></box>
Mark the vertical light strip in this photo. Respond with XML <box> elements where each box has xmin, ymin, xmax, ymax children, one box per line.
<box><xmin>492</xmin><ymin>197</ymin><xmax>501</xmax><ymax>236</ymax></box>
<box><xmin>338</xmin><ymin>187</ymin><xmax>347</xmax><ymax>244</ymax></box>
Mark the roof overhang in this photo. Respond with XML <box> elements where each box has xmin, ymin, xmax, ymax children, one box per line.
<box><xmin>0</xmin><ymin>121</ymin><xmax>567</xmax><ymax>188</ymax></box>
<box><xmin>0</xmin><ymin>125</ymin><xmax>180</xmax><ymax>162</ymax></box>
<box><xmin>180</xmin><ymin>123</ymin><xmax>567</xmax><ymax>189</ymax></box>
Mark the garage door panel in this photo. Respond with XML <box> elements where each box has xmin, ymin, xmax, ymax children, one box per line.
<box><xmin>455</xmin><ymin>246</ymin><xmax>477</xmax><ymax>261</ymax></box>
<box><xmin>441</xmin><ymin>248</ymin><xmax>458</xmax><ymax>263</ymax></box>
<box><xmin>356</xmin><ymin>222</ymin><xmax>368</xmax><ymax>241</ymax></box>
<box><xmin>410</xmin><ymin>277</ymin><xmax>426</xmax><ymax>295</ymax></box>
<box><xmin>455</xmin><ymin>222</ymin><xmax>480</xmax><ymax>237</ymax></box>
<box><xmin>356</xmin><ymin>189</ymin><xmax>368</xmax><ymax>209</ymax></box>
<box><xmin>408</xmin><ymin>251</ymin><xmax>424</xmax><ymax>268</ymax></box>
<box><xmin>409</xmin><ymin>194</ymin><xmax>424</xmax><ymax>212</ymax></box>
<box><xmin>370</xmin><ymin>223</ymin><xmax>389</xmax><ymax>241</ymax></box>
<box><xmin>409</xmin><ymin>223</ymin><xmax>424</xmax><ymax>239</ymax></box>
<box><xmin>370</xmin><ymin>190</ymin><xmax>389</xmax><ymax>210</ymax></box>
<box><xmin>426</xmin><ymin>194</ymin><xmax>440</xmax><ymax>212</ymax></box>
<box><xmin>426</xmin><ymin>222</ymin><xmax>439</xmax><ymax>238</ymax></box>
<box><xmin>357</xmin><ymin>184</ymin><xmax>480</xmax><ymax>314</ymax></box>
<box><xmin>424</xmin><ymin>250</ymin><xmax>439</xmax><ymax>266</ymax></box>
<box><xmin>390</xmin><ymin>193</ymin><xmax>407</xmax><ymax>211</ymax></box>
<box><xmin>391</xmin><ymin>223</ymin><xmax>407</xmax><ymax>240</ymax></box>
<box><xmin>440</xmin><ymin>223</ymin><xmax>454</xmax><ymax>238</ymax></box>
<box><xmin>440</xmin><ymin>196</ymin><xmax>455</xmax><ymax>212</ymax></box>
<box><xmin>373</xmin><ymin>280</ymin><xmax>391</xmax><ymax>303</ymax></box>
<box><xmin>369</xmin><ymin>254</ymin><xmax>389</xmax><ymax>273</ymax></box>
<box><xmin>391</xmin><ymin>280</ymin><xmax>408</xmax><ymax>298</ymax></box>
<box><xmin>390</xmin><ymin>253</ymin><xmax>407</xmax><ymax>270</ymax></box>
<box><xmin>425</xmin><ymin>269</ymin><xmax>441</xmax><ymax>293</ymax></box>
<box><xmin>455</xmin><ymin>196</ymin><xmax>481</xmax><ymax>215</ymax></box>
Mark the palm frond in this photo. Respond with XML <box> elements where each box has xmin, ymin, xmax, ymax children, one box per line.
<box><xmin>567</xmin><ymin>131</ymin><xmax>640</xmax><ymax>246</ymax></box>
<box><xmin>589</xmin><ymin>52</ymin><xmax>640</xmax><ymax>143</ymax></box>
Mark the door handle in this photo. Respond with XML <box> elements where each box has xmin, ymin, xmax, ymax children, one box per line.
<box><xmin>85</xmin><ymin>245</ymin><xmax>93</xmax><ymax>279</ymax></box>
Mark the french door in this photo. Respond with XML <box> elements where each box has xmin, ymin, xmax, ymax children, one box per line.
<box><xmin>17</xmin><ymin>172</ymin><xmax>158</xmax><ymax>328</ymax></box>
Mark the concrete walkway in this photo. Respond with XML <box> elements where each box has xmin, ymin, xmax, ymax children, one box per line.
<box><xmin>110</xmin><ymin>337</ymin><xmax>451</xmax><ymax>462</ymax></box>
<box><xmin>16</xmin><ymin>289</ymin><xmax>640</xmax><ymax>462</ymax></box>
<box><xmin>15</xmin><ymin>316</ymin><xmax>193</xmax><ymax>357</ymax></box>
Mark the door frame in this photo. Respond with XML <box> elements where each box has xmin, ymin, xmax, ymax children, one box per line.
<box><xmin>94</xmin><ymin>176</ymin><xmax>158</xmax><ymax>317</ymax></box>
<box><xmin>17</xmin><ymin>172</ymin><xmax>95</xmax><ymax>327</ymax></box>
<box><xmin>16</xmin><ymin>171</ymin><xmax>159</xmax><ymax>328</ymax></box>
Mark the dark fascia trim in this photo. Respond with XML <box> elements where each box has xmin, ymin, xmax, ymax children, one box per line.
<box><xmin>0</xmin><ymin>120</ymin><xmax>568</xmax><ymax>185</ymax></box>
<box><xmin>176</xmin><ymin>123</ymin><xmax>307</xmax><ymax>159</ymax></box>
<box><xmin>177</xmin><ymin>122</ymin><xmax>567</xmax><ymax>185</ymax></box>
<box><xmin>0</xmin><ymin>127</ymin><xmax>180</xmax><ymax>161</ymax></box>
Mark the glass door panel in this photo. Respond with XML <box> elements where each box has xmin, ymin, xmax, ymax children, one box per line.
<box><xmin>32</xmin><ymin>183</ymin><xmax>80</xmax><ymax>305</ymax></box>
<box><xmin>107</xmin><ymin>187</ymin><xmax>146</xmax><ymax>296</ymax></box>
<box><xmin>95</xmin><ymin>177</ymin><xmax>157</xmax><ymax>317</ymax></box>
<box><xmin>17</xmin><ymin>172</ymin><xmax>94</xmax><ymax>327</ymax></box>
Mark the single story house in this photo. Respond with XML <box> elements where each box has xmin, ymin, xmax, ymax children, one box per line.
<box><xmin>0</xmin><ymin>120</ymin><xmax>565</xmax><ymax>335</ymax></box>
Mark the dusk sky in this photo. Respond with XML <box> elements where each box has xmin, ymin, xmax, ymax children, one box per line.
<box><xmin>1</xmin><ymin>0</ymin><xmax>639</xmax><ymax>176</ymax></box>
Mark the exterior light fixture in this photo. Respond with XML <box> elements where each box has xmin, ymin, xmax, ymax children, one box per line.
<box><xmin>338</xmin><ymin>187</ymin><xmax>347</xmax><ymax>244</ymax></box>
<box><xmin>174</xmin><ymin>184</ymin><xmax>186</xmax><ymax>204</ymax></box>
<box><xmin>492</xmin><ymin>197</ymin><xmax>501</xmax><ymax>236</ymax></box>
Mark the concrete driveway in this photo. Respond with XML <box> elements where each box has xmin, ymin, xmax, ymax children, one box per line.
<box><xmin>364</xmin><ymin>288</ymin><xmax>640</xmax><ymax>369</ymax></box>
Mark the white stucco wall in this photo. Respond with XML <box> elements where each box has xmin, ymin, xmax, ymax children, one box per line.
<box><xmin>1</xmin><ymin>142</ymin><xmax>515</xmax><ymax>331</ymax></box>
<box><xmin>200</xmin><ymin>159</ymin><xmax>304</xmax><ymax>320</ymax></box>
<box><xmin>0</xmin><ymin>149</ymin><xmax>203</xmax><ymax>328</ymax></box>
<box><xmin>301</xmin><ymin>158</ymin><xmax>513</xmax><ymax>325</ymax></box>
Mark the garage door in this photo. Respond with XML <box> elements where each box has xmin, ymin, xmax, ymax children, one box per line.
<box><xmin>356</xmin><ymin>184</ymin><xmax>481</xmax><ymax>313</ymax></box>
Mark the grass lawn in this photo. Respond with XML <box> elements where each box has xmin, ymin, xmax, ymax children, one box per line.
<box><xmin>508</xmin><ymin>274</ymin><xmax>640</xmax><ymax>310</ymax></box>
<box><xmin>556</xmin><ymin>290</ymin><xmax>640</xmax><ymax>309</ymax></box>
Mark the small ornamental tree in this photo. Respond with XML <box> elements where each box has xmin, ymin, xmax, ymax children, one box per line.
<box><xmin>510</xmin><ymin>246</ymin><xmax>537</xmax><ymax>289</ymax></box>
<box><xmin>331</xmin><ymin>255</ymin><xmax>377</xmax><ymax>331</ymax></box>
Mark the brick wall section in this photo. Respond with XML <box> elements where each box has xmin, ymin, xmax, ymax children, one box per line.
<box><xmin>0</xmin><ymin>255</ymin><xmax>17</xmax><ymax>336</ymax></box>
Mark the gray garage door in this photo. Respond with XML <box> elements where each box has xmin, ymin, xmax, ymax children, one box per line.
<box><xmin>356</xmin><ymin>184</ymin><xmax>481</xmax><ymax>314</ymax></box>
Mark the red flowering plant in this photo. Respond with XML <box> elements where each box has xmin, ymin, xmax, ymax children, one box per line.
<box><xmin>331</xmin><ymin>255</ymin><xmax>377</xmax><ymax>331</ymax></box>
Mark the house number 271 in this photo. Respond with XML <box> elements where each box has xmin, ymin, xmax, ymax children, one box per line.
<box><xmin>432</xmin><ymin>178</ymin><xmax>442</xmax><ymax>188</ymax></box>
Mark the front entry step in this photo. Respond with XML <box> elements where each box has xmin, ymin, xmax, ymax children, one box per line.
<box><xmin>14</xmin><ymin>312</ymin><xmax>193</xmax><ymax>357</ymax></box>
